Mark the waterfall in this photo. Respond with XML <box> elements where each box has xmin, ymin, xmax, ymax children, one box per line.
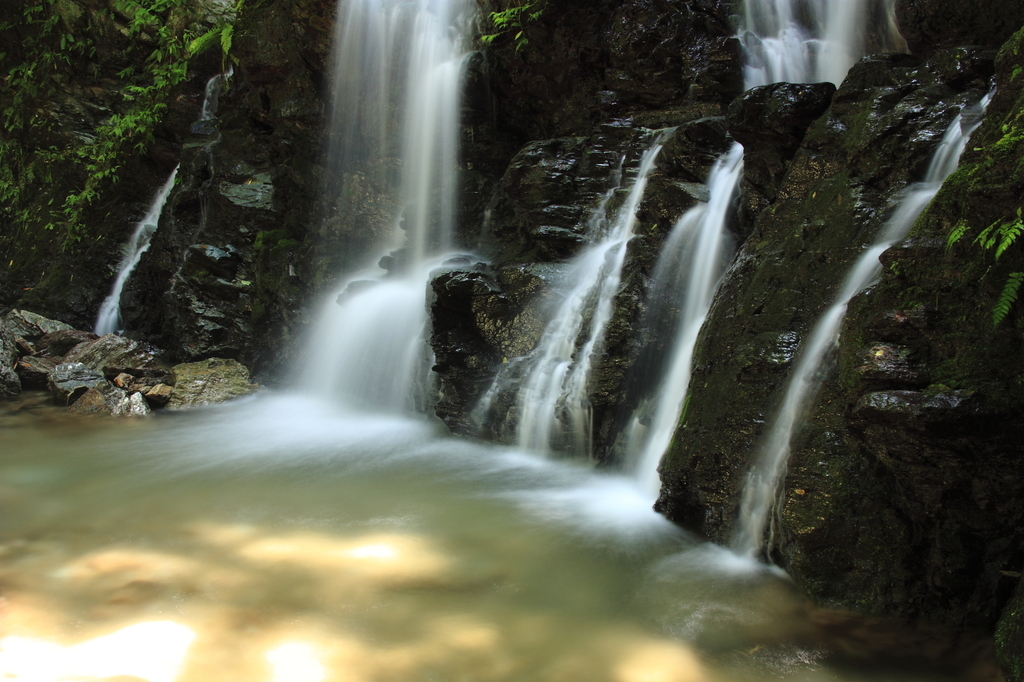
<box><xmin>299</xmin><ymin>0</ymin><xmax>473</xmax><ymax>412</ymax></box>
<box><xmin>94</xmin><ymin>167</ymin><xmax>179</xmax><ymax>336</ymax></box>
<box><xmin>733</xmin><ymin>91</ymin><xmax>993</xmax><ymax>557</ymax></box>
<box><xmin>626</xmin><ymin>145</ymin><xmax>742</xmax><ymax>497</ymax></box>
<box><xmin>741</xmin><ymin>0</ymin><xmax>905</xmax><ymax>87</ymax></box>
<box><xmin>626</xmin><ymin>0</ymin><xmax>901</xmax><ymax>495</ymax></box>
<box><xmin>475</xmin><ymin>135</ymin><xmax>668</xmax><ymax>458</ymax></box>
<box><xmin>94</xmin><ymin>67</ymin><xmax>234</xmax><ymax>337</ymax></box>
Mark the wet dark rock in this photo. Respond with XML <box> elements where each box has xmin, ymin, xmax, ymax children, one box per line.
<box><xmin>727</xmin><ymin>82</ymin><xmax>837</xmax><ymax>215</ymax></box>
<box><xmin>37</xmin><ymin>329</ymin><xmax>100</xmax><ymax>357</ymax></box>
<box><xmin>15</xmin><ymin>356</ymin><xmax>60</xmax><ymax>391</ymax></box>
<box><xmin>658</xmin><ymin>117</ymin><xmax>732</xmax><ymax>183</ymax></box>
<box><xmin>748</xmin><ymin>30</ymin><xmax>1024</xmax><ymax>631</ymax></box>
<box><xmin>0</xmin><ymin>317</ymin><xmax>21</xmax><ymax>398</ymax></box>
<box><xmin>852</xmin><ymin>343</ymin><xmax>930</xmax><ymax>390</ymax></box>
<box><xmin>481</xmin><ymin>136</ymin><xmax>623</xmax><ymax>265</ymax></box>
<box><xmin>47</xmin><ymin>362</ymin><xmax>107</xmax><ymax>405</ymax></box>
<box><xmin>998</xmin><ymin>580</ymin><xmax>1024</xmax><ymax>682</ymax></box>
<box><xmin>896</xmin><ymin>0</ymin><xmax>1024</xmax><ymax>58</ymax></box>
<box><xmin>656</xmin><ymin>37</ymin><xmax>996</xmax><ymax>573</ymax></box>
<box><xmin>188</xmin><ymin>244</ymin><xmax>242</xmax><ymax>278</ymax></box>
<box><xmin>61</xmin><ymin>334</ymin><xmax>163</xmax><ymax>374</ymax></box>
<box><xmin>483</xmin><ymin>0</ymin><xmax>733</xmax><ymax>142</ymax></box>
<box><xmin>3</xmin><ymin>310</ymin><xmax>74</xmax><ymax>344</ymax></box>
<box><xmin>429</xmin><ymin>265</ymin><xmax>506</xmax><ymax>435</ymax></box>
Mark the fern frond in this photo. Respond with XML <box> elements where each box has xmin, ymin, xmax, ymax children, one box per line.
<box><xmin>188</xmin><ymin>26</ymin><xmax>222</xmax><ymax>57</ymax></box>
<box><xmin>995</xmin><ymin>209</ymin><xmax>1024</xmax><ymax>260</ymax></box>
<box><xmin>975</xmin><ymin>221</ymin><xmax>998</xmax><ymax>251</ymax></box>
<box><xmin>993</xmin><ymin>271</ymin><xmax>1024</xmax><ymax>327</ymax></box>
<box><xmin>220</xmin><ymin>24</ymin><xmax>233</xmax><ymax>56</ymax></box>
<box><xmin>947</xmin><ymin>220</ymin><xmax>971</xmax><ymax>249</ymax></box>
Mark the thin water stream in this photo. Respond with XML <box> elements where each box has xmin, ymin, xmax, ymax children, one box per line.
<box><xmin>0</xmin><ymin>396</ymin><xmax>982</xmax><ymax>682</ymax></box>
<box><xmin>94</xmin><ymin>167</ymin><xmax>179</xmax><ymax>336</ymax></box>
<box><xmin>733</xmin><ymin>92</ymin><xmax>994</xmax><ymax>557</ymax></box>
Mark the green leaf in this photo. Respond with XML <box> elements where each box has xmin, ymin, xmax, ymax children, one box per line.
<box><xmin>947</xmin><ymin>220</ymin><xmax>971</xmax><ymax>249</ymax></box>
<box><xmin>993</xmin><ymin>272</ymin><xmax>1024</xmax><ymax>327</ymax></box>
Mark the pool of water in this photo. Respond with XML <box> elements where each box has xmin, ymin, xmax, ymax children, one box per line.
<box><xmin>0</xmin><ymin>393</ymin><xmax>994</xmax><ymax>682</ymax></box>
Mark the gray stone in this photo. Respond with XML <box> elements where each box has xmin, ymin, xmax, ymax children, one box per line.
<box><xmin>47</xmin><ymin>362</ymin><xmax>107</xmax><ymax>405</ymax></box>
<box><xmin>0</xmin><ymin>317</ymin><xmax>21</xmax><ymax>399</ymax></box>
<box><xmin>2</xmin><ymin>310</ymin><xmax>74</xmax><ymax>343</ymax></box>
<box><xmin>67</xmin><ymin>382</ymin><xmax>128</xmax><ymax>416</ymax></box>
<box><xmin>165</xmin><ymin>358</ymin><xmax>255</xmax><ymax>410</ymax></box>
<box><xmin>218</xmin><ymin>172</ymin><xmax>274</xmax><ymax>210</ymax></box>
<box><xmin>14</xmin><ymin>356</ymin><xmax>60</xmax><ymax>390</ymax></box>
<box><xmin>113</xmin><ymin>391</ymin><xmax>151</xmax><ymax>417</ymax></box>
<box><xmin>61</xmin><ymin>334</ymin><xmax>162</xmax><ymax>374</ymax></box>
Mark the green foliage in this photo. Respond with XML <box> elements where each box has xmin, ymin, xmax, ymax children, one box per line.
<box><xmin>480</xmin><ymin>0</ymin><xmax>545</xmax><ymax>53</ymax></box>
<box><xmin>0</xmin><ymin>0</ymin><xmax>237</xmax><ymax>251</ymax></box>
<box><xmin>187</xmin><ymin>0</ymin><xmax>242</xmax><ymax>71</ymax></box>
<box><xmin>993</xmin><ymin>272</ymin><xmax>1024</xmax><ymax>327</ymax></box>
<box><xmin>949</xmin><ymin>208</ymin><xmax>1024</xmax><ymax>326</ymax></box>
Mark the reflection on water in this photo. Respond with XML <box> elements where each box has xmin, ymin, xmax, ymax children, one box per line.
<box><xmin>0</xmin><ymin>394</ymin><xmax>989</xmax><ymax>682</ymax></box>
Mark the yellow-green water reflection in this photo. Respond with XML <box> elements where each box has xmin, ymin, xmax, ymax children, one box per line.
<box><xmin>0</xmin><ymin>394</ymin><xmax>990</xmax><ymax>682</ymax></box>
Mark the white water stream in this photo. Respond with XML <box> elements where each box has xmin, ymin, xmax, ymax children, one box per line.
<box><xmin>94</xmin><ymin>167</ymin><xmax>179</xmax><ymax>336</ymax></box>
<box><xmin>733</xmin><ymin>92</ymin><xmax>993</xmax><ymax>557</ymax></box>
<box><xmin>479</xmin><ymin>135</ymin><xmax>667</xmax><ymax>458</ymax></box>
<box><xmin>300</xmin><ymin>0</ymin><xmax>473</xmax><ymax>411</ymax></box>
<box><xmin>626</xmin><ymin>145</ymin><xmax>742</xmax><ymax>497</ymax></box>
<box><xmin>94</xmin><ymin>68</ymin><xmax>234</xmax><ymax>336</ymax></box>
<box><xmin>625</xmin><ymin>0</ymin><xmax>904</xmax><ymax>497</ymax></box>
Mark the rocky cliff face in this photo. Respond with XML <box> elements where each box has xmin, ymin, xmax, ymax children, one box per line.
<box><xmin>652</xmin><ymin>13</ymin><xmax>1024</xmax><ymax>635</ymax></box>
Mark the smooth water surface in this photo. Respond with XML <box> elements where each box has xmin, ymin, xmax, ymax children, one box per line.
<box><xmin>0</xmin><ymin>394</ymin><xmax>979</xmax><ymax>682</ymax></box>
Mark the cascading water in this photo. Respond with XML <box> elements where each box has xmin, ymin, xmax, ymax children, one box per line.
<box><xmin>94</xmin><ymin>68</ymin><xmax>234</xmax><ymax>337</ymax></box>
<box><xmin>625</xmin><ymin>0</ymin><xmax>903</xmax><ymax>496</ymax></box>
<box><xmin>625</xmin><ymin>145</ymin><xmax>742</xmax><ymax>496</ymax></box>
<box><xmin>477</xmin><ymin>134</ymin><xmax>667</xmax><ymax>458</ymax></box>
<box><xmin>94</xmin><ymin>167</ymin><xmax>179</xmax><ymax>336</ymax></box>
<box><xmin>733</xmin><ymin>91</ymin><xmax>994</xmax><ymax>557</ymax></box>
<box><xmin>299</xmin><ymin>0</ymin><xmax>472</xmax><ymax>412</ymax></box>
<box><xmin>740</xmin><ymin>0</ymin><xmax>906</xmax><ymax>87</ymax></box>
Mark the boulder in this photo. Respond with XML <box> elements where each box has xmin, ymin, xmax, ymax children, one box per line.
<box><xmin>116</xmin><ymin>392</ymin><xmax>152</xmax><ymax>417</ymax></box>
<box><xmin>0</xmin><ymin>316</ymin><xmax>21</xmax><ymax>398</ymax></box>
<box><xmin>165</xmin><ymin>358</ymin><xmax>255</xmax><ymax>410</ymax></box>
<box><xmin>61</xmin><ymin>334</ymin><xmax>163</xmax><ymax>374</ymax></box>
<box><xmin>144</xmin><ymin>383</ymin><xmax>174</xmax><ymax>408</ymax></box>
<box><xmin>14</xmin><ymin>356</ymin><xmax>60</xmax><ymax>390</ymax></box>
<box><xmin>47</xmin><ymin>363</ymin><xmax>107</xmax><ymax>405</ymax></box>
<box><xmin>37</xmin><ymin>329</ymin><xmax>99</xmax><ymax>357</ymax></box>
<box><xmin>67</xmin><ymin>383</ymin><xmax>129</xmax><ymax>416</ymax></box>
<box><xmin>2</xmin><ymin>310</ymin><xmax>74</xmax><ymax>343</ymax></box>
